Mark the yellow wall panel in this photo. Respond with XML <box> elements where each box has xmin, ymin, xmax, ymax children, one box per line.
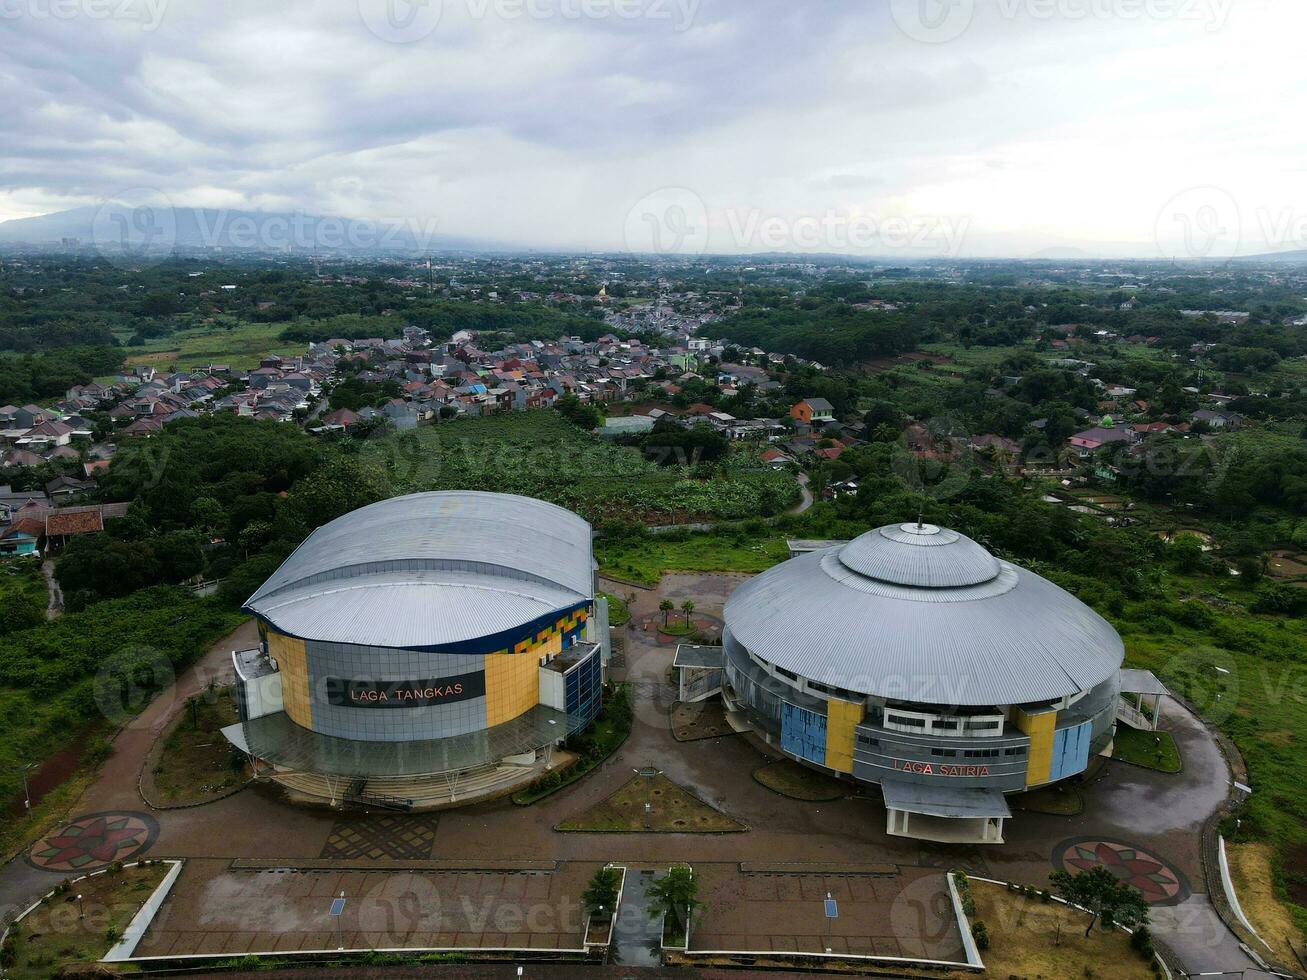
<box><xmin>1014</xmin><ymin>707</ymin><xmax>1056</xmax><ymax>787</ymax></box>
<box><xmin>267</xmin><ymin>630</ymin><xmax>312</xmax><ymax>730</ymax></box>
<box><xmin>484</xmin><ymin>652</ymin><xmax>540</xmax><ymax>727</ymax></box>
<box><xmin>823</xmin><ymin>698</ymin><xmax>865</xmax><ymax>774</ymax></box>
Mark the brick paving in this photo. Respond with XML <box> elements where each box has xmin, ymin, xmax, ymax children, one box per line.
<box><xmin>689</xmin><ymin>865</ymin><xmax>965</xmax><ymax>963</ymax></box>
<box><xmin>132</xmin><ymin>859</ymin><xmax>599</xmax><ymax>956</ymax></box>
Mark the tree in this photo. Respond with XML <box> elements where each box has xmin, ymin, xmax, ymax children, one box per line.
<box><xmin>1168</xmin><ymin>533</ymin><xmax>1205</xmax><ymax>573</ymax></box>
<box><xmin>1049</xmin><ymin>867</ymin><xmax>1149</xmax><ymax>938</ymax></box>
<box><xmin>659</xmin><ymin>599</ymin><xmax>674</xmax><ymax>627</ymax></box>
<box><xmin>681</xmin><ymin>599</ymin><xmax>695</xmax><ymax>626</ymax></box>
<box><xmin>647</xmin><ymin>865</ymin><xmax>701</xmax><ymax>938</ymax></box>
<box><xmin>581</xmin><ymin>866</ymin><xmax>622</xmax><ymax>919</ymax></box>
<box><xmin>555</xmin><ymin>394</ymin><xmax>601</xmax><ymax>430</ymax></box>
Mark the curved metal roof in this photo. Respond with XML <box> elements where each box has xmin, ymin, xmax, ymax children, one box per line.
<box><xmin>837</xmin><ymin>523</ymin><xmax>1001</xmax><ymax>588</ymax></box>
<box><xmin>724</xmin><ymin>524</ymin><xmax>1123</xmax><ymax>706</ymax></box>
<box><xmin>245</xmin><ymin>492</ymin><xmax>594</xmax><ymax>649</ymax></box>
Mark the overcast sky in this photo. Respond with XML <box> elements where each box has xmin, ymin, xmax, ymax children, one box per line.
<box><xmin>0</xmin><ymin>0</ymin><xmax>1302</xmax><ymax>258</ymax></box>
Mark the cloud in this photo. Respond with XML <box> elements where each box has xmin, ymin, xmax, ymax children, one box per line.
<box><xmin>0</xmin><ymin>0</ymin><xmax>1302</xmax><ymax>256</ymax></box>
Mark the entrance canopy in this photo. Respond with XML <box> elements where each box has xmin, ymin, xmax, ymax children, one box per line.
<box><xmin>1118</xmin><ymin>668</ymin><xmax>1168</xmax><ymax>697</ymax></box>
<box><xmin>880</xmin><ymin>780</ymin><xmax>1012</xmax><ymax>819</ymax></box>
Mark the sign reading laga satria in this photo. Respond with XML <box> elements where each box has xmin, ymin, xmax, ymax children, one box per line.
<box><xmin>325</xmin><ymin>671</ymin><xmax>486</xmax><ymax>709</ymax></box>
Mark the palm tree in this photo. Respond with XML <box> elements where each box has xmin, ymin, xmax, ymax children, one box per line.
<box><xmin>659</xmin><ymin>599</ymin><xmax>674</xmax><ymax>628</ymax></box>
<box><xmin>648</xmin><ymin>865</ymin><xmax>701</xmax><ymax>942</ymax></box>
<box><xmin>681</xmin><ymin>599</ymin><xmax>695</xmax><ymax>627</ymax></box>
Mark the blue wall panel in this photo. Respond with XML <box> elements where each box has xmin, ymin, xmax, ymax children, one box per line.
<box><xmin>1049</xmin><ymin>720</ymin><xmax>1092</xmax><ymax>781</ymax></box>
<box><xmin>780</xmin><ymin>702</ymin><xmax>827</xmax><ymax>765</ymax></box>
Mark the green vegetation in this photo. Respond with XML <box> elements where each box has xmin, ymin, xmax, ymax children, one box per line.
<box><xmin>512</xmin><ymin>684</ymin><xmax>632</xmax><ymax>805</ymax></box>
<box><xmin>0</xmin><ymin>346</ymin><xmax>123</xmax><ymax>404</ymax></box>
<box><xmin>116</xmin><ymin>318</ymin><xmax>304</xmax><ymax>373</ymax></box>
<box><xmin>598</xmin><ymin>592</ymin><xmax>630</xmax><ymax>627</ymax></box>
<box><xmin>967</xmin><ymin>878</ymin><xmax>1157</xmax><ymax>979</ymax></box>
<box><xmin>1</xmin><ymin>862</ymin><xmax>169</xmax><ymax>979</ymax></box>
<box><xmin>146</xmin><ymin>686</ymin><xmax>247</xmax><ymax>804</ymax></box>
<box><xmin>0</xmin><ymin>560</ymin><xmax>47</xmax><ymax>635</ymax></box>
<box><xmin>0</xmin><ymin>587</ymin><xmax>242</xmax><ymax>817</ymax></box>
<box><xmin>649</xmin><ymin>865</ymin><xmax>701</xmax><ymax>948</ymax></box>
<box><xmin>581</xmin><ymin>865</ymin><xmax>622</xmax><ymax>918</ymax></box>
<box><xmin>597</xmin><ymin>526</ymin><xmax>791</xmax><ymax>586</ymax></box>
<box><xmin>1112</xmin><ymin>727</ymin><xmax>1182</xmax><ymax>774</ymax></box>
<box><xmin>358</xmin><ymin>412</ymin><xmax>797</xmax><ymax>527</ymax></box>
<box><xmin>1050</xmin><ymin>866</ymin><xmax>1150</xmax><ymax>938</ymax></box>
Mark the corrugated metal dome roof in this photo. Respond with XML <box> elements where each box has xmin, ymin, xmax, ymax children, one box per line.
<box><xmin>724</xmin><ymin>524</ymin><xmax>1123</xmax><ymax>706</ymax></box>
<box><xmin>245</xmin><ymin>491</ymin><xmax>593</xmax><ymax>649</ymax></box>
<box><xmin>837</xmin><ymin>523</ymin><xmax>1001</xmax><ymax>588</ymax></box>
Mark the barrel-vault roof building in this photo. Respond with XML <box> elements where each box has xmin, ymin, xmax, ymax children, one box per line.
<box><xmin>223</xmin><ymin>491</ymin><xmax>608</xmax><ymax>810</ymax></box>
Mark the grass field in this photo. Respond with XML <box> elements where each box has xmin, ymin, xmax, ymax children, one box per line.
<box><xmin>1226</xmin><ymin>842</ymin><xmax>1305</xmax><ymax>969</ymax></box>
<box><xmin>752</xmin><ymin>760</ymin><xmax>847</xmax><ymax>802</ymax></box>
<box><xmin>1112</xmin><ymin>726</ymin><xmax>1183</xmax><ymax>773</ymax></box>
<box><xmin>556</xmin><ymin>773</ymin><xmax>745</xmax><ymax>833</ymax></box>
<box><xmin>146</xmin><ymin>688</ymin><xmax>246</xmax><ymax>804</ymax></box>
<box><xmin>111</xmin><ymin>318</ymin><xmax>302</xmax><ymax>375</ymax></box>
<box><xmin>3</xmin><ymin>862</ymin><xmax>169</xmax><ymax>979</ymax></box>
<box><xmin>958</xmin><ymin>879</ymin><xmax>1156</xmax><ymax>979</ymax></box>
<box><xmin>360</xmin><ymin>413</ymin><xmax>798</xmax><ymax>526</ymax></box>
<box><xmin>596</xmin><ymin>530</ymin><xmax>790</xmax><ymax>586</ymax></box>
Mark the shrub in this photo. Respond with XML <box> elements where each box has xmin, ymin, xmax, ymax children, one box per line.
<box><xmin>971</xmin><ymin>920</ymin><xmax>990</xmax><ymax>950</ymax></box>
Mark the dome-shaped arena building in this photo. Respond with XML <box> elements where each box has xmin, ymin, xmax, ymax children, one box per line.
<box><xmin>718</xmin><ymin>522</ymin><xmax>1128</xmax><ymax>844</ymax></box>
<box><xmin>222</xmin><ymin>491</ymin><xmax>607</xmax><ymax>810</ymax></box>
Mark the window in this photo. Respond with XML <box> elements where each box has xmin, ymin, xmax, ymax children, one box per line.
<box><xmin>1004</xmin><ymin>747</ymin><xmax>1027</xmax><ymax>756</ymax></box>
<box><xmin>933</xmin><ymin>719</ymin><xmax>959</xmax><ymax>730</ymax></box>
<box><xmin>965</xmin><ymin>720</ymin><xmax>1001</xmax><ymax>731</ymax></box>
<box><xmin>930</xmin><ymin>748</ymin><xmax>957</xmax><ymax>758</ymax></box>
<box><xmin>964</xmin><ymin>748</ymin><xmax>1000</xmax><ymax>759</ymax></box>
<box><xmin>887</xmin><ymin>714</ymin><xmax>926</xmax><ymax>728</ymax></box>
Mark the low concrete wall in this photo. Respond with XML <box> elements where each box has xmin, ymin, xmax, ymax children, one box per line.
<box><xmin>103</xmin><ymin>859</ymin><xmax>184</xmax><ymax>961</ymax></box>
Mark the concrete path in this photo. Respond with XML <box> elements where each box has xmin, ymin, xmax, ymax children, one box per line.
<box><xmin>788</xmin><ymin>472</ymin><xmax>813</xmax><ymax>515</ymax></box>
<box><xmin>610</xmin><ymin>869</ymin><xmax>663</xmax><ymax>967</ymax></box>
<box><xmin>40</xmin><ymin>559</ymin><xmax>62</xmax><ymax>619</ymax></box>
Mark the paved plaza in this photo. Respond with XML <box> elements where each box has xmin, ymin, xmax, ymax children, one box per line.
<box><xmin>132</xmin><ymin>859</ymin><xmax>598</xmax><ymax>956</ymax></box>
<box><xmin>0</xmin><ymin>572</ymin><xmax>1265</xmax><ymax>974</ymax></box>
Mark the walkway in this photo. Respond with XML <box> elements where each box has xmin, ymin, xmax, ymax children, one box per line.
<box><xmin>40</xmin><ymin>559</ymin><xmax>62</xmax><ymax>619</ymax></box>
<box><xmin>789</xmin><ymin>472</ymin><xmax>813</xmax><ymax>515</ymax></box>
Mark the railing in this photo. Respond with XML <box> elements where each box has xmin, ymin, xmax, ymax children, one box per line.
<box><xmin>1115</xmin><ymin>698</ymin><xmax>1152</xmax><ymax>730</ymax></box>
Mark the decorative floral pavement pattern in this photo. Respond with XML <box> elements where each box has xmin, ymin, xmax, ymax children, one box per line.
<box><xmin>1054</xmin><ymin>836</ymin><xmax>1189</xmax><ymax>905</ymax></box>
<box><xmin>28</xmin><ymin>811</ymin><xmax>158</xmax><ymax>873</ymax></box>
